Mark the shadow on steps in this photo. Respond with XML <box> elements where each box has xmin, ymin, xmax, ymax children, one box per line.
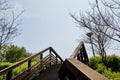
<box><xmin>33</xmin><ymin>64</ymin><xmax>61</xmax><ymax>80</ymax></box>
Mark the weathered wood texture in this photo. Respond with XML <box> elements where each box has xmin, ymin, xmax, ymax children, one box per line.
<box><xmin>68</xmin><ymin>58</ymin><xmax>108</xmax><ymax>80</ymax></box>
<box><xmin>59</xmin><ymin>41</ymin><xmax>108</xmax><ymax>80</ymax></box>
<box><xmin>70</xmin><ymin>41</ymin><xmax>89</xmax><ymax>64</ymax></box>
<box><xmin>0</xmin><ymin>47</ymin><xmax>63</xmax><ymax>80</ymax></box>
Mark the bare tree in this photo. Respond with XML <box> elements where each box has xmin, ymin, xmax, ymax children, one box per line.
<box><xmin>0</xmin><ymin>0</ymin><xmax>23</xmax><ymax>50</ymax></box>
<box><xmin>70</xmin><ymin>3</ymin><xmax>114</xmax><ymax>62</ymax></box>
<box><xmin>95</xmin><ymin>0</ymin><xmax>120</xmax><ymax>42</ymax></box>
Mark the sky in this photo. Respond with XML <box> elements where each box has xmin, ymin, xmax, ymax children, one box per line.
<box><xmin>11</xmin><ymin>0</ymin><xmax>119</xmax><ymax>59</ymax></box>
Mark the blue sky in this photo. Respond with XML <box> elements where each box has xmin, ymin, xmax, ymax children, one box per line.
<box><xmin>11</xmin><ymin>0</ymin><xmax>119</xmax><ymax>59</ymax></box>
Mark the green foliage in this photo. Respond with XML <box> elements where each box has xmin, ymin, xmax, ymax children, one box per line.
<box><xmin>0</xmin><ymin>61</ymin><xmax>36</xmax><ymax>80</ymax></box>
<box><xmin>0</xmin><ymin>62</ymin><xmax>12</xmax><ymax>80</ymax></box>
<box><xmin>0</xmin><ymin>53</ymin><xmax>3</xmax><ymax>62</ymax></box>
<box><xmin>0</xmin><ymin>62</ymin><xmax>27</xmax><ymax>80</ymax></box>
<box><xmin>89</xmin><ymin>56</ymin><xmax>102</xmax><ymax>69</ymax></box>
<box><xmin>5</xmin><ymin>45</ymin><xmax>31</xmax><ymax>63</ymax></box>
<box><xmin>89</xmin><ymin>55</ymin><xmax>120</xmax><ymax>80</ymax></box>
<box><xmin>103</xmin><ymin>68</ymin><xmax>120</xmax><ymax>80</ymax></box>
<box><xmin>106</xmin><ymin>55</ymin><xmax>120</xmax><ymax>72</ymax></box>
<box><xmin>0</xmin><ymin>62</ymin><xmax>12</xmax><ymax>70</ymax></box>
<box><xmin>12</xmin><ymin>62</ymin><xmax>28</xmax><ymax>76</ymax></box>
<box><xmin>0</xmin><ymin>45</ymin><xmax>33</xmax><ymax>80</ymax></box>
<box><xmin>96</xmin><ymin>63</ymin><xmax>106</xmax><ymax>74</ymax></box>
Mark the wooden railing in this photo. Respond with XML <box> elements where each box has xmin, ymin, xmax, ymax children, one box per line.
<box><xmin>0</xmin><ymin>47</ymin><xmax>63</xmax><ymax>80</ymax></box>
<box><xmin>58</xmin><ymin>41</ymin><xmax>109</xmax><ymax>80</ymax></box>
<box><xmin>69</xmin><ymin>41</ymin><xmax>89</xmax><ymax>64</ymax></box>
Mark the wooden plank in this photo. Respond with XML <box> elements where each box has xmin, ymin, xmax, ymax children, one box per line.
<box><xmin>58</xmin><ymin>59</ymin><xmax>90</xmax><ymax>80</ymax></box>
<box><xmin>0</xmin><ymin>46</ymin><xmax>63</xmax><ymax>80</ymax></box>
<box><xmin>0</xmin><ymin>47</ymin><xmax>51</xmax><ymax>75</ymax></box>
<box><xmin>67</xmin><ymin>58</ymin><xmax>108</xmax><ymax>80</ymax></box>
<box><xmin>69</xmin><ymin>41</ymin><xmax>83</xmax><ymax>58</ymax></box>
<box><xmin>50</xmin><ymin>47</ymin><xmax>63</xmax><ymax>62</ymax></box>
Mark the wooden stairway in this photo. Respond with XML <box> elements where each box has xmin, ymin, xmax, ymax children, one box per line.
<box><xmin>34</xmin><ymin>64</ymin><xmax>61</xmax><ymax>80</ymax></box>
<box><xmin>0</xmin><ymin>41</ymin><xmax>108</xmax><ymax>80</ymax></box>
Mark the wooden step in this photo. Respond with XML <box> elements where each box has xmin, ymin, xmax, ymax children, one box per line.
<box><xmin>33</xmin><ymin>64</ymin><xmax>61</xmax><ymax>80</ymax></box>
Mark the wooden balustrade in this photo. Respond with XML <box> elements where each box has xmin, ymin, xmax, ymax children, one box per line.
<box><xmin>0</xmin><ymin>47</ymin><xmax>63</xmax><ymax>80</ymax></box>
<box><xmin>58</xmin><ymin>41</ymin><xmax>108</xmax><ymax>80</ymax></box>
<box><xmin>0</xmin><ymin>41</ymin><xmax>109</xmax><ymax>80</ymax></box>
<box><xmin>69</xmin><ymin>41</ymin><xmax>89</xmax><ymax>64</ymax></box>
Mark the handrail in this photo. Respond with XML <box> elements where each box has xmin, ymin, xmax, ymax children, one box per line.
<box><xmin>50</xmin><ymin>47</ymin><xmax>63</xmax><ymax>62</ymax></box>
<box><xmin>58</xmin><ymin>41</ymin><xmax>108</xmax><ymax>80</ymax></box>
<box><xmin>0</xmin><ymin>47</ymin><xmax>50</xmax><ymax>75</ymax></box>
<box><xmin>70</xmin><ymin>41</ymin><xmax>83</xmax><ymax>58</ymax></box>
<box><xmin>0</xmin><ymin>47</ymin><xmax>63</xmax><ymax>80</ymax></box>
<box><xmin>70</xmin><ymin>41</ymin><xmax>89</xmax><ymax>64</ymax></box>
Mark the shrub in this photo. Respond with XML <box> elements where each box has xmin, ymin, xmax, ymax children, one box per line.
<box><xmin>13</xmin><ymin>62</ymin><xmax>28</xmax><ymax>76</ymax></box>
<box><xmin>103</xmin><ymin>68</ymin><xmax>120</xmax><ymax>80</ymax></box>
<box><xmin>96</xmin><ymin>63</ymin><xmax>106</xmax><ymax>74</ymax></box>
<box><xmin>4</xmin><ymin>45</ymin><xmax>31</xmax><ymax>63</ymax></box>
<box><xmin>106</xmin><ymin>55</ymin><xmax>120</xmax><ymax>72</ymax></box>
<box><xmin>0</xmin><ymin>62</ymin><xmax>12</xmax><ymax>70</ymax></box>
<box><xmin>0</xmin><ymin>61</ymin><xmax>37</xmax><ymax>80</ymax></box>
<box><xmin>89</xmin><ymin>56</ymin><xmax>102</xmax><ymax>69</ymax></box>
<box><xmin>0</xmin><ymin>62</ymin><xmax>13</xmax><ymax>80</ymax></box>
<box><xmin>89</xmin><ymin>55</ymin><xmax>120</xmax><ymax>80</ymax></box>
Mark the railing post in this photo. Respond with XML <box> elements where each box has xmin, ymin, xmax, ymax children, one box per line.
<box><xmin>27</xmin><ymin>60</ymin><xmax>31</xmax><ymax>80</ymax></box>
<box><xmin>6</xmin><ymin>70</ymin><xmax>12</xmax><ymax>80</ymax></box>
<box><xmin>82</xmin><ymin>43</ymin><xmax>89</xmax><ymax>64</ymax></box>
<box><xmin>40</xmin><ymin>53</ymin><xmax>43</xmax><ymax>68</ymax></box>
<box><xmin>28</xmin><ymin>60</ymin><xmax>31</xmax><ymax>68</ymax></box>
<box><xmin>80</xmin><ymin>48</ymin><xmax>84</xmax><ymax>63</ymax></box>
<box><xmin>49</xmin><ymin>49</ymin><xmax>52</xmax><ymax>67</ymax></box>
<box><xmin>77</xmin><ymin>54</ymin><xmax>80</xmax><ymax>60</ymax></box>
<box><xmin>56</xmin><ymin>55</ymin><xmax>58</xmax><ymax>64</ymax></box>
<box><xmin>77</xmin><ymin>50</ymin><xmax>80</xmax><ymax>60</ymax></box>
